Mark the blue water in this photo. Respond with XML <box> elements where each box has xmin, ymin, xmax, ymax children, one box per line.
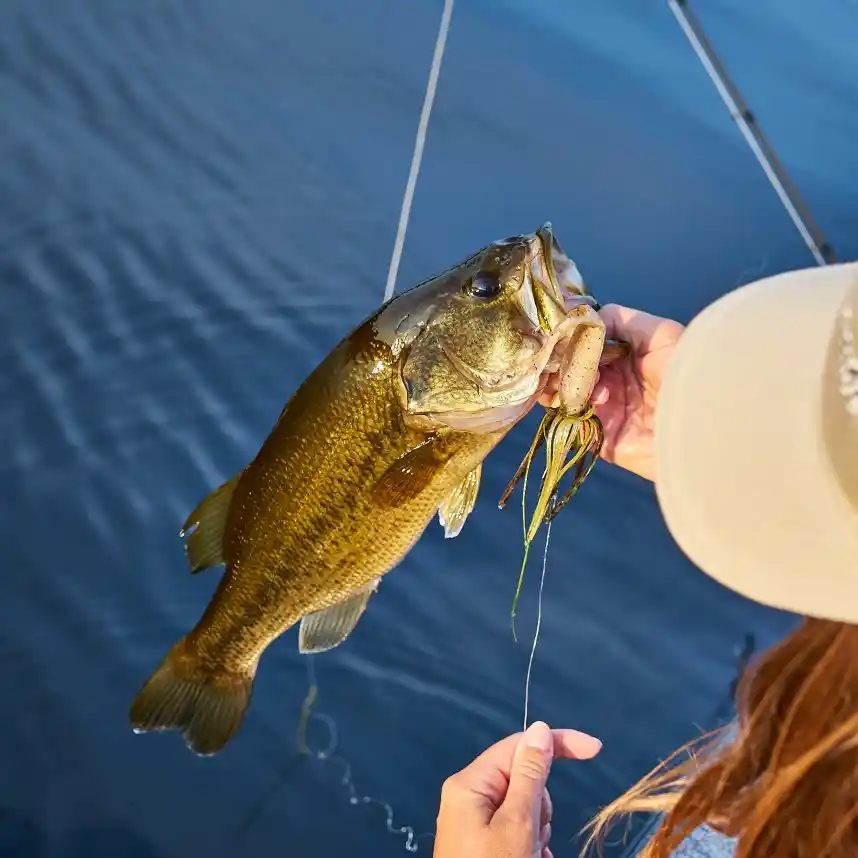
<box><xmin>2</xmin><ymin>1</ymin><xmax>855</xmax><ymax>856</ymax></box>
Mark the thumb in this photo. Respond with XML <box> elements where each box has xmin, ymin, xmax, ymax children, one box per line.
<box><xmin>503</xmin><ymin>721</ymin><xmax>553</xmax><ymax>828</ymax></box>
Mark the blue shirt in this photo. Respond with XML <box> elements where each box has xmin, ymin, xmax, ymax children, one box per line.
<box><xmin>668</xmin><ymin>826</ymin><xmax>736</xmax><ymax>857</ymax></box>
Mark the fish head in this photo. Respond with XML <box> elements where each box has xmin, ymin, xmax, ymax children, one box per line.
<box><xmin>387</xmin><ymin>223</ymin><xmax>607</xmax><ymax>433</ymax></box>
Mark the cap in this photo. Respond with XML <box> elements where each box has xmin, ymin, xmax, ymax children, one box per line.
<box><xmin>654</xmin><ymin>261</ymin><xmax>858</xmax><ymax>624</ymax></box>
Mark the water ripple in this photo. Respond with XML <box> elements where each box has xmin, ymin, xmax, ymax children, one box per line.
<box><xmin>0</xmin><ymin>1</ymin><xmax>812</xmax><ymax>856</ymax></box>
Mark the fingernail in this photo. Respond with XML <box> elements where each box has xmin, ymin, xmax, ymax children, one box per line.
<box><xmin>524</xmin><ymin>721</ymin><xmax>552</xmax><ymax>753</ymax></box>
<box><xmin>579</xmin><ymin>731</ymin><xmax>603</xmax><ymax>752</ymax></box>
<box><xmin>591</xmin><ymin>382</ymin><xmax>609</xmax><ymax>406</ymax></box>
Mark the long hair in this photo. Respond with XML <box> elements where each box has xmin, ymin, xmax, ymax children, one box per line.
<box><xmin>585</xmin><ymin>618</ymin><xmax>858</xmax><ymax>858</ymax></box>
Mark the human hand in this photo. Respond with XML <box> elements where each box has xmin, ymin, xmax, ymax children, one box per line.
<box><xmin>541</xmin><ymin>304</ymin><xmax>684</xmax><ymax>481</ymax></box>
<box><xmin>433</xmin><ymin>721</ymin><xmax>602</xmax><ymax>858</ymax></box>
<box><xmin>591</xmin><ymin>305</ymin><xmax>684</xmax><ymax>481</ymax></box>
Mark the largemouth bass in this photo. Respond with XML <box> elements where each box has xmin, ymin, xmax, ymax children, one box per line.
<box><xmin>130</xmin><ymin>223</ymin><xmax>614</xmax><ymax>755</ymax></box>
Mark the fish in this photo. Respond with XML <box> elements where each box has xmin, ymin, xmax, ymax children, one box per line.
<box><xmin>129</xmin><ymin>223</ymin><xmax>617</xmax><ymax>756</ymax></box>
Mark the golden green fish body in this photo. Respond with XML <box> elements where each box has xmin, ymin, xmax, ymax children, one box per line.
<box><xmin>193</xmin><ymin>322</ymin><xmax>505</xmax><ymax>669</ymax></box>
<box><xmin>129</xmin><ymin>223</ymin><xmax>609</xmax><ymax>755</ymax></box>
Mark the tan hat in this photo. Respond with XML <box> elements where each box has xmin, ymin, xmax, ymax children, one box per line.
<box><xmin>654</xmin><ymin>261</ymin><xmax>858</xmax><ymax>624</ymax></box>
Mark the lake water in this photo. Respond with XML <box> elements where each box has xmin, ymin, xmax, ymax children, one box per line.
<box><xmin>2</xmin><ymin>1</ymin><xmax>854</xmax><ymax>857</ymax></box>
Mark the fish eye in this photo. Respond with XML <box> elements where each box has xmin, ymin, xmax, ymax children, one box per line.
<box><xmin>466</xmin><ymin>272</ymin><xmax>502</xmax><ymax>299</ymax></box>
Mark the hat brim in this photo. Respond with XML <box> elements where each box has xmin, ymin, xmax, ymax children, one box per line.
<box><xmin>654</xmin><ymin>262</ymin><xmax>858</xmax><ymax>625</ymax></box>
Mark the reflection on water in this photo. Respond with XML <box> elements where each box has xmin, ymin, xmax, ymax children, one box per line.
<box><xmin>239</xmin><ymin>657</ymin><xmax>433</xmax><ymax>854</ymax></box>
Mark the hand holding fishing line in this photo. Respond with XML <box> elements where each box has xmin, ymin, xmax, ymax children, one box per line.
<box><xmin>434</xmin><ymin>722</ymin><xmax>602</xmax><ymax>858</ymax></box>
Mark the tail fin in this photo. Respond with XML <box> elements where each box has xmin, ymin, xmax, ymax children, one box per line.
<box><xmin>129</xmin><ymin>638</ymin><xmax>255</xmax><ymax>756</ymax></box>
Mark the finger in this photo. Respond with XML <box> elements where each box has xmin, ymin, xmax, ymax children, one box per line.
<box><xmin>541</xmin><ymin>787</ymin><xmax>553</xmax><ymax>829</ymax></box>
<box><xmin>600</xmin><ymin>339</ymin><xmax>628</xmax><ymax>365</ymax></box>
<box><xmin>592</xmin><ymin>360</ymin><xmax>630</xmax><ymax>406</ymax></box>
<box><xmin>454</xmin><ymin>727</ymin><xmax>602</xmax><ymax>791</ymax></box>
<box><xmin>538</xmin><ymin>377</ymin><xmax>558</xmax><ymax>407</ymax></box>
<box><xmin>539</xmin><ymin>822</ymin><xmax>552</xmax><ymax>851</ymax></box>
<box><xmin>553</xmin><ymin>728</ymin><xmax>602</xmax><ymax>759</ymax></box>
<box><xmin>502</xmin><ymin>722</ymin><xmax>553</xmax><ymax>831</ymax></box>
<box><xmin>540</xmin><ymin>368</ymin><xmax>602</xmax><ymax>410</ymax></box>
<box><xmin>590</xmin><ymin>380</ymin><xmax>610</xmax><ymax>406</ymax></box>
<box><xmin>598</xmin><ymin>304</ymin><xmax>684</xmax><ymax>356</ymax></box>
<box><xmin>593</xmin><ymin>364</ymin><xmax>632</xmax><ymax>456</ymax></box>
<box><xmin>542</xmin><ymin>382</ymin><xmax>608</xmax><ymax>410</ymax></box>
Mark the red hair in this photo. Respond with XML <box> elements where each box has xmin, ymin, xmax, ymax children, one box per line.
<box><xmin>586</xmin><ymin>619</ymin><xmax>858</xmax><ymax>857</ymax></box>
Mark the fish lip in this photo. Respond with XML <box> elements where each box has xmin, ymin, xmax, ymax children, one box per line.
<box><xmin>536</xmin><ymin>222</ymin><xmax>561</xmax><ymax>306</ymax></box>
<box><xmin>527</xmin><ymin>223</ymin><xmax>572</xmax><ymax>335</ymax></box>
<box><xmin>524</xmin><ymin>225</ymin><xmax>558</xmax><ymax>335</ymax></box>
<box><xmin>533</xmin><ymin>223</ymin><xmax>598</xmax><ymax>323</ymax></box>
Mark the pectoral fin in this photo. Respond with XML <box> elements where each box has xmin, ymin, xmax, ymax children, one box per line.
<box><xmin>298</xmin><ymin>580</ymin><xmax>380</xmax><ymax>654</ymax></box>
<box><xmin>437</xmin><ymin>464</ymin><xmax>481</xmax><ymax>538</ymax></box>
<box><xmin>371</xmin><ymin>438</ymin><xmax>449</xmax><ymax>507</ymax></box>
<box><xmin>180</xmin><ymin>472</ymin><xmax>243</xmax><ymax>574</ymax></box>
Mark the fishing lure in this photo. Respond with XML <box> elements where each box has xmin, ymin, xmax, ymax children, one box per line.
<box><xmin>499</xmin><ymin>405</ymin><xmax>604</xmax><ymax>640</ymax></box>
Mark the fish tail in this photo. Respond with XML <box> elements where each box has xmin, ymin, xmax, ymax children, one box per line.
<box><xmin>129</xmin><ymin>637</ymin><xmax>255</xmax><ymax>756</ymax></box>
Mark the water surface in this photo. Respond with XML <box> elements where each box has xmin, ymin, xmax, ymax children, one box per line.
<box><xmin>2</xmin><ymin>1</ymin><xmax>854</xmax><ymax>856</ymax></box>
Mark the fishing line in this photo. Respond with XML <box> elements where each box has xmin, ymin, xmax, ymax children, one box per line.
<box><xmin>510</xmin><ymin>412</ymin><xmax>603</xmax><ymax>730</ymax></box>
<box><xmin>383</xmin><ymin>0</ymin><xmax>455</xmax><ymax>301</ymax></box>
<box><xmin>523</xmin><ymin>514</ymin><xmax>552</xmax><ymax>731</ymax></box>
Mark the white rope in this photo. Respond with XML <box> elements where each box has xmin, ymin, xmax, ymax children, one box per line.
<box><xmin>523</xmin><ymin>517</ymin><xmax>551</xmax><ymax>731</ymax></box>
<box><xmin>667</xmin><ymin>0</ymin><xmax>828</xmax><ymax>267</ymax></box>
<box><xmin>376</xmin><ymin>0</ymin><xmax>546</xmax><ymax>738</ymax></box>
<box><xmin>383</xmin><ymin>0</ymin><xmax>455</xmax><ymax>302</ymax></box>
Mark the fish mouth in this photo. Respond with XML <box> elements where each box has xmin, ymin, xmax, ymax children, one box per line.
<box><xmin>518</xmin><ymin>223</ymin><xmax>604</xmax><ymax>389</ymax></box>
<box><xmin>526</xmin><ymin>223</ymin><xmax>598</xmax><ymax>335</ymax></box>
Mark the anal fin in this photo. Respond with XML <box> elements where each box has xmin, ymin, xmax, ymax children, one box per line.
<box><xmin>298</xmin><ymin>580</ymin><xmax>379</xmax><ymax>654</ymax></box>
<box><xmin>181</xmin><ymin>472</ymin><xmax>243</xmax><ymax>574</ymax></box>
<box><xmin>437</xmin><ymin>464</ymin><xmax>481</xmax><ymax>538</ymax></box>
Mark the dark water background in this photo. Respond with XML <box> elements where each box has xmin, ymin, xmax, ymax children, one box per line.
<box><xmin>2</xmin><ymin>1</ymin><xmax>856</xmax><ymax>856</ymax></box>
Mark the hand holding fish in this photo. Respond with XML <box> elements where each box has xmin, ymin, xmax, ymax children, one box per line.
<box><xmin>434</xmin><ymin>722</ymin><xmax>602</xmax><ymax>858</ymax></box>
<box><xmin>541</xmin><ymin>304</ymin><xmax>685</xmax><ymax>481</ymax></box>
